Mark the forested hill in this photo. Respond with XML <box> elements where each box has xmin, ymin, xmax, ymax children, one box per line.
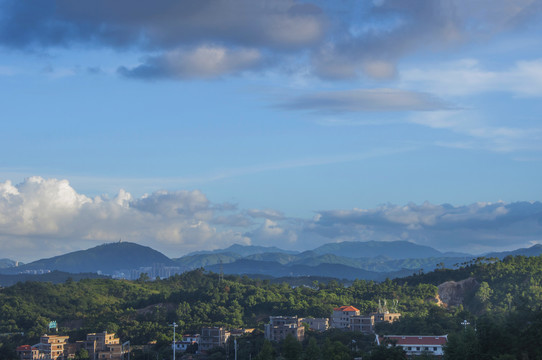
<box><xmin>312</xmin><ymin>240</ymin><xmax>446</xmax><ymax>259</ymax></box>
<box><xmin>0</xmin><ymin>254</ymin><xmax>541</xmax><ymax>359</ymax></box>
<box><xmin>5</xmin><ymin>242</ymin><xmax>175</xmax><ymax>274</ymax></box>
<box><xmin>395</xmin><ymin>255</ymin><xmax>542</xmax><ymax>314</ymax></box>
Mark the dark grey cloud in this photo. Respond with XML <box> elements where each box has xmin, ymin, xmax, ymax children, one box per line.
<box><xmin>0</xmin><ymin>0</ymin><xmax>326</xmax><ymax>50</ymax></box>
<box><xmin>0</xmin><ymin>0</ymin><xmax>326</xmax><ymax>78</ymax></box>
<box><xmin>239</xmin><ymin>202</ymin><xmax>542</xmax><ymax>253</ymax></box>
<box><xmin>1</xmin><ymin>0</ymin><xmax>540</xmax><ymax>80</ymax></box>
<box><xmin>279</xmin><ymin>88</ymin><xmax>452</xmax><ymax>112</ymax></box>
<box><xmin>130</xmin><ymin>189</ymin><xmax>210</xmax><ymax>218</ymax></box>
<box><xmin>311</xmin><ymin>0</ymin><xmax>542</xmax><ymax>79</ymax></box>
<box><xmin>301</xmin><ymin>201</ymin><xmax>542</xmax><ymax>253</ymax></box>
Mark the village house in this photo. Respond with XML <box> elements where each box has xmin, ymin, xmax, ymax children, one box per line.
<box><xmin>16</xmin><ymin>331</ymin><xmax>128</xmax><ymax>360</ymax></box>
<box><xmin>331</xmin><ymin>306</ymin><xmax>361</xmax><ymax>329</ymax></box>
<box><xmin>173</xmin><ymin>334</ymin><xmax>200</xmax><ymax>352</ymax></box>
<box><xmin>377</xmin><ymin>334</ymin><xmax>448</xmax><ymax>357</ymax></box>
<box><xmin>77</xmin><ymin>331</ymin><xmax>127</xmax><ymax>359</ymax></box>
<box><xmin>264</xmin><ymin>316</ymin><xmax>305</xmax><ymax>342</ymax></box>
<box><xmin>15</xmin><ymin>345</ymin><xmax>39</xmax><ymax>360</ymax></box>
<box><xmin>300</xmin><ymin>317</ymin><xmax>329</xmax><ymax>331</ymax></box>
<box><xmin>350</xmin><ymin>312</ymin><xmax>401</xmax><ymax>333</ymax></box>
<box><xmin>37</xmin><ymin>334</ymin><xmax>70</xmax><ymax>360</ymax></box>
<box><xmin>199</xmin><ymin>327</ymin><xmax>230</xmax><ymax>351</ymax></box>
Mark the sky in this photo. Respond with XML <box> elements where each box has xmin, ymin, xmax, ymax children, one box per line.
<box><xmin>1</xmin><ymin>0</ymin><xmax>542</xmax><ymax>262</ymax></box>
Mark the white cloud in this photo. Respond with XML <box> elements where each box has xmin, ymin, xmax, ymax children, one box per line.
<box><xmin>0</xmin><ymin>177</ymin><xmax>246</xmax><ymax>261</ymax></box>
<box><xmin>401</xmin><ymin>58</ymin><xmax>542</xmax><ymax>97</ymax></box>
<box><xmin>303</xmin><ymin>201</ymin><xmax>542</xmax><ymax>253</ymax></box>
<box><xmin>120</xmin><ymin>45</ymin><xmax>263</xmax><ymax>79</ymax></box>
<box><xmin>1</xmin><ymin>177</ymin><xmax>541</xmax><ymax>261</ymax></box>
<box><xmin>245</xmin><ymin>218</ymin><xmax>298</xmax><ymax>247</ymax></box>
<box><xmin>4</xmin><ymin>0</ymin><xmax>540</xmax><ymax>80</ymax></box>
<box><xmin>247</xmin><ymin>209</ymin><xmax>285</xmax><ymax>220</ymax></box>
<box><xmin>410</xmin><ymin>110</ymin><xmax>542</xmax><ymax>153</ymax></box>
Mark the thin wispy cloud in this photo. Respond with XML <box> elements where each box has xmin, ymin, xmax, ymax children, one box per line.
<box><xmin>401</xmin><ymin>58</ymin><xmax>542</xmax><ymax>97</ymax></box>
<box><xmin>279</xmin><ymin>88</ymin><xmax>453</xmax><ymax>113</ymax></box>
<box><xmin>410</xmin><ymin>111</ymin><xmax>542</xmax><ymax>153</ymax></box>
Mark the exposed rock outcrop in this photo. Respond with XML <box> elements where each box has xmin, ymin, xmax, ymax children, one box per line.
<box><xmin>437</xmin><ymin>277</ymin><xmax>478</xmax><ymax>307</ymax></box>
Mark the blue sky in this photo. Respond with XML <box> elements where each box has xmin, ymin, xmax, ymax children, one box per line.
<box><xmin>1</xmin><ymin>0</ymin><xmax>542</xmax><ymax>262</ymax></box>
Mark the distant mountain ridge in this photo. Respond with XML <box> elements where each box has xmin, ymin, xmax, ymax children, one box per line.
<box><xmin>485</xmin><ymin>244</ymin><xmax>542</xmax><ymax>259</ymax></box>
<box><xmin>1</xmin><ymin>240</ymin><xmax>540</xmax><ymax>284</ymax></box>
<box><xmin>312</xmin><ymin>240</ymin><xmax>449</xmax><ymax>259</ymax></box>
<box><xmin>185</xmin><ymin>243</ymin><xmax>298</xmax><ymax>257</ymax></box>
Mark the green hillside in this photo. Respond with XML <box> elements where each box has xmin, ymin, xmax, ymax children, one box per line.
<box><xmin>11</xmin><ymin>242</ymin><xmax>174</xmax><ymax>274</ymax></box>
<box><xmin>0</xmin><ymin>255</ymin><xmax>541</xmax><ymax>359</ymax></box>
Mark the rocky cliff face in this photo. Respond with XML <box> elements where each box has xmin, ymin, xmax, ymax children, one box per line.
<box><xmin>437</xmin><ymin>277</ymin><xmax>479</xmax><ymax>307</ymax></box>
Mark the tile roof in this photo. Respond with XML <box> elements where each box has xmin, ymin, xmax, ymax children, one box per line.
<box><xmin>334</xmin><ymin>305</ymin><xmax>360</xmax><ymax>312</ymax></box>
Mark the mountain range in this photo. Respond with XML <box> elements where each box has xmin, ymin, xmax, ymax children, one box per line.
<box><xmin>1</xmin><ymin>241</ymin><xmax>541</xmax><ymax>285</ymax></box>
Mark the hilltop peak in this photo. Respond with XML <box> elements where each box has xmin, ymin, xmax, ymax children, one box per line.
<box><xmin>10</xmin><ymin>241</ymin><xmax>174</xmax><ymax>274</ymax></box>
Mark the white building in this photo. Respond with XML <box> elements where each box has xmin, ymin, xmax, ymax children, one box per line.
<box><xmin>172</xmin><ymin>334</ymin><xmax>199</xmax><ymax>352</ymax></box>
<box><xmin>377</xmin><ymin>335</ymin><xmax>448</xmax><ymax>357</ymax></box>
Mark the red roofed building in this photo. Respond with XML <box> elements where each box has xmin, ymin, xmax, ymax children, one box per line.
<box><xmin>331</xmin><ymin>306</ymin><xmax>360</xmax><ymax>329</ymax></box>
<box><xmin>377</xmin><ymin>335</ymin><xmax>448</xmax><ymax>357</ymax></box>
<box><xmin>16</xmin><ymin>345</ymin><xmax>39</xmax><ymax>360</ymax></box>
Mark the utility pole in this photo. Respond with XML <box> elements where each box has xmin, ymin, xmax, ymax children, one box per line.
<box><xmin>234</xmin><ymin>338</ymin><xmax>237</xmax><ymax>360</ymax></box>
<box><xmin>169</xmin><ymin>322</ymin><xmax>178</xmax><ymax>360</ymax></box>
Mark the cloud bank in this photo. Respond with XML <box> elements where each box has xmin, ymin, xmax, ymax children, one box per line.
<box><xmin>0</xmin><ymin>177</ymin><xmax>249</xmax><ymax>260</ymax></box>
<box><xmin>304</xmin><ymin>202</ymin><xmax>542</xmax><ymax>254</ymax></box>
<box><xmin>1</xmin><ymin>177</ymin><xmax>540</xmax><ymax>261</ymax></box>
<box><xmin>1</xmin><ymin>0</ymin><xmax>540</xmax><ymax>80</ymax></box>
